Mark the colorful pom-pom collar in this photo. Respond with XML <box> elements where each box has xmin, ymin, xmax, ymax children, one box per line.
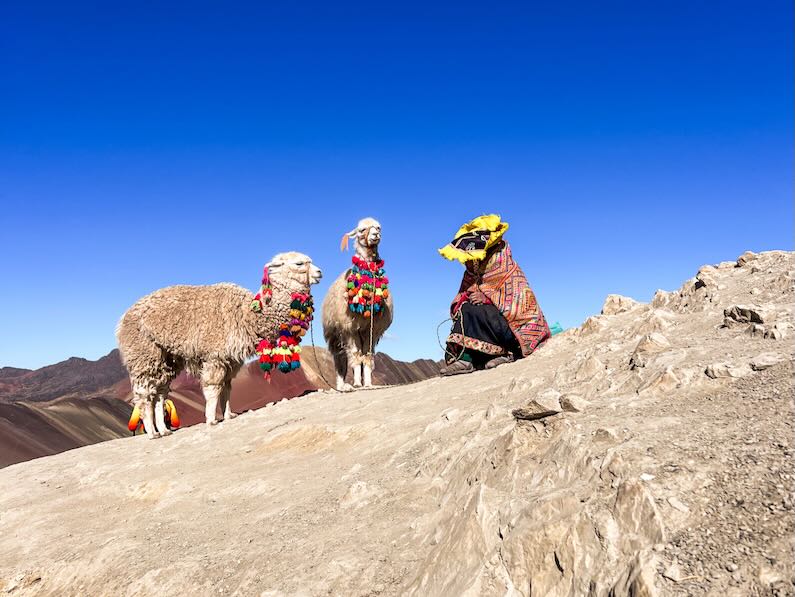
<box><xmin>346</xmin><ymin>256</ymin><xmax>389</xmax><ymax>318</ymax></box>
<box><xmin>255</xmin><ymin>292</ymin><xmax>314</xmax><ymax>381</ymax></box>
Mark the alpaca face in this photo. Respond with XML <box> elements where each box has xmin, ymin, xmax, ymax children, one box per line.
<box><xmin>356</xmin><ymin>217</ymin><xmax>381</xmax><ymax>248</ymax></box>
<box><xmin>267</xmin><ymin>252</ymin><xmax>322</xmax><ymax>287</ymax></box>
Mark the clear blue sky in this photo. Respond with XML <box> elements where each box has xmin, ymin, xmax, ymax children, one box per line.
<box><xmin>1</xmin><ymin>1</ymin><xmax>792</xmax><ymax>369</ymax></box>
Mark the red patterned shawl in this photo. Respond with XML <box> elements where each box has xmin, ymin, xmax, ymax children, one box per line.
<box><xmin>455</xmin><ymin>242</ymin><xmax>550</xmax><ymax>356</ymax></box>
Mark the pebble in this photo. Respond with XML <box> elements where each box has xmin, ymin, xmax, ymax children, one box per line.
<box><xmin>726</xmin><ymin>563</ymin><xmax>739</xmax><ymax>572</ymax></box>
<box><xmin>662</xmin><ymin>563</ymin><xmax>685</xmax><ymax>582</ymax></box>
<box><xmin>667</xmin><ymin>496</ymin><xmax>690</xmax><ymax>513</ymax></box>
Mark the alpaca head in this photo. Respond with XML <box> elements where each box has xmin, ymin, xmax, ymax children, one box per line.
<box><xmin>265</xmin><ymin>252</ymin><xmax>322</xmax><ymax>291</ymax></box>
<box><xmin>340</xmin><ymin>217</ymin><xmax>382</xmax><ymax>257</ymax></box>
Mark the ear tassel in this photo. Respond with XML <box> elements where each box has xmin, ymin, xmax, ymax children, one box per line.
<box><xmin>340</xmin><ymin>229</ymin><xmax>356</xmax><ymax>251</ymax></box>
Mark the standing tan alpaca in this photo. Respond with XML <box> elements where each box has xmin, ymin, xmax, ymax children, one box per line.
<box><xmin>322</xmin><ymin>218</ymin><xmax>393</xmax><ymax>391</ymax></box>
<box><xmin>116</xmin><ymin>252</ymin><xmax>322</xmax><ymax>438</ymax></box>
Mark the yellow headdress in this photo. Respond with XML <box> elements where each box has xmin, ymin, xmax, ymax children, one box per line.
<box><xmin>438</xmin><ymin>214</ymin><xmax>509</xmax><ymax>263</ymax></box>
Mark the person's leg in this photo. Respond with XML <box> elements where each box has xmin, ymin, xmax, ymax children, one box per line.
<box><xmin>484</xmin><ymin>353</ymin><xmax>515</xmax><ymax>369</ymax></box>
<box><xmin>440</xmin><ymin>350</ymin><xmax>474</xmax><ymax>376</ymax></box>
<box><xmin>442</xmin><ymin>303</ymin><xmax>501</xmax><ymax>374</ymax></box>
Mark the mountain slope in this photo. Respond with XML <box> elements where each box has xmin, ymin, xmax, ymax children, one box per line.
<box><xmin>0</xmin><ymin>351</ymin><xmax>128</xmax><ymax>403</ymax></box>
<box><xmin>0</xmin><ymin>250</ymin><xmax>792</xmax><ymax>596</ymax></box>
<box><xmin>0</xmin><ymin>347</ymin><xmax>441</xmax><ymax>468</ymax></box>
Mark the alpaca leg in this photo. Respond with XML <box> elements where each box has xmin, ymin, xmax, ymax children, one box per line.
<box><xmin>201</xmin><ymin>361</ymin><xmax>226</xmax><ymax>426</ymax></box>
<box><xmin>363</xmin><ymin>356</ymin><xmax>373</xmax><ymax>387</ymax></box>
<box><xmin>143</xmin><ymin>399</ymin><xmax>159</xmax><ymax>439</ymax></box>
<box><xmin>220</xmin><ymin>381</ymin><xmax>236</xmax><ymax>420</ymax></box>
<box><xmin>133</xmin><ymin>381</ymin><xmax>159</xmax><ymax>439</ymax></box>
<box><xmin>330</xmin><ymin>342</ymin><xmax>351</xmax><ymax>392</ymax></box>
<box><xmin>203</xmin><ymin>385</ymin><xmax>222</xmax><ymax>426</ymax></box>
<box><xmin>352</xmin><ymin>355</ymin><xmax>363</xmax><ymax>387</ymax></box>
<box><xmin>154</xmin><ymin>389</ymin><xmax>172</xmax><ymax>436</ymax></box>
<box><xmin>352</xmin><ymin>335</ymin><xmax>367</xmax><ymax>387</ymax></box>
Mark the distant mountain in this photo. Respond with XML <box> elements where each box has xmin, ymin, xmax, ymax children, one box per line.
<box><xmin>0</xmin><ymin>350</ymin><xmax>127</xmax><ymax>403</ymax></box>
<box><xmin>0</xmin><ymin>348</ymin><xmax>441</xmax><ymax>468</ymax></box>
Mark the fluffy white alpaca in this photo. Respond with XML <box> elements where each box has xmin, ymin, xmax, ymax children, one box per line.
<box><xmin>322</xmin><ymin>218</ymin><xmax>393</xmax><ymax>391</ymax></box>
<box><xmin>116</xmin><ymin>252</ymin><xmax>322</xmax><ymax>438</ymax></box>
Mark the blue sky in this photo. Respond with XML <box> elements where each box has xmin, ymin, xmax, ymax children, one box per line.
<box><xmin>1</xmin><ymin>1</ymin><xmax>792</xmax><ymax>369</ymax></box>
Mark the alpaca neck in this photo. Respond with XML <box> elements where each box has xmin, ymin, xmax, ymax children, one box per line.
<box><xmin>253</xmin><ymin>279</ymin><xmax>295</xmax><ymax>341</ymax></box>
<box><xmin>355</xmin><ymin>243</ymin><xmax>380</xmax><ymax>263</ymax></box>
<box><xmin>268</xmin><ymin>279</ymin><xmax>295</xmax><ymax>308</ymax></box>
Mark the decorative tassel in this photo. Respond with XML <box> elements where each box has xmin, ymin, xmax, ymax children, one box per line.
<box><xmin>254</xmin><ymin>291</ymin><xmax>314</xmax><ymax>380</ymax></box>
<box><xmin>346</xmin><ymin>256</ymin><xmax>388</xmax><ymax>319</ymax></box>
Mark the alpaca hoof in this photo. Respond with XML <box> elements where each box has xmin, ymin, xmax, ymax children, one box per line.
<box><xmin>160</xmin><ymin>429</ymin><xmax>173</xmax><ymax>436</ymax></box>
<box><xmin>336</xmin><ymin>383</ymin><xmax>354</xmax><ymax>392</ymax></box>
<box><xmin>150</xmin><ymin>432</ymin><xmax>161</xmax><ymax>440</ymax></box>
<box><xmin>226</xmin><ymin>412</ymin><xmax>238</xmax><ymax>419</ymax></box>
<box><xmin>207</xmin><ymin>419</ymin><xmax>219</xmax><ymax>427</ymax></box>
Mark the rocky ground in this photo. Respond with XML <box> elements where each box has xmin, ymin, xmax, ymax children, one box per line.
<box><xmin>0</xmin><ymin>250</ymin><xmax>792</xmax><ymax>596</ymax></box>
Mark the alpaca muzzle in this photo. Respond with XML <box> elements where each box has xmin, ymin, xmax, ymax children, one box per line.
<box><xmin>309</xmin><ymin>264</ymin><xmax>323</xmax><ymax>285</ymax></box>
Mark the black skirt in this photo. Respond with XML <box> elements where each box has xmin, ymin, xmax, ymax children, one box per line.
<box><xmin>446</xmin><ymin>303</ymin><xmax>521</xmax><ymax>365</ymax></box>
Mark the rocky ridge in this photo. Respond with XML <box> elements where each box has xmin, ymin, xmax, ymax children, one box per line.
<box><xmin>0</xmin><ymin>250</ymin><xmax>792</xmax><ymax>596</ymax></box>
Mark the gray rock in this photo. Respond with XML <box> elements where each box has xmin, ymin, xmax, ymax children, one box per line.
<box><xmin>764</xmin><ymin>323</ymin><xmax>790</xmax><ymax>340</ymax></box>
<box><xmin>512</xmin><ymin>389</ymin><xmax>562</xmax><ymax>421</ymax></box>
<box><xmin>765</xmin><ymin>328</ymin><xmax>783</xmax><ymax>340</ymax></box>
<box><xmin>736</xmin><ymin>251</ymin><xmax>758</xmax><ymax>267</ymax></box>
<box><xmin>638</xmin><ymin>366</ymin><xmax>681</xmax><ymax>394</ymax></box>
<box><xmin>705</xmin><ymin>362</ymin><xmax>753</xmax><ymax>379</ymax></box>
<box><xmin>630</xmin><ymin>333</ymin><xmax>671</xmax><ymax>369</ymax></box>
<box><xmin>575</xmin><ymin>355</ymin><xmax>605</xmax><ymax>381</ymax></box>
<box><xmin>560</xmin><ymin>394</ymin><xmax>587</xmax><ymax>413</ymax></box>
<box><xmin>745</xmin><ymin>323</ymin><xmax>767</xmax><ymax>338</ymax></box>
<box><xmin>580</xmin><ymin>315</ymin><xmax>605</xmax><ymax>335</ymax></box>
<box><xmin>593</xmin><ymin>427</ymin><xmax>620</xmax><ymax>442</ymax></box>
<box><xmin>662</xmin><ymin>562</ymin><xmax>685</xmax><ymax>582</ymax></box>
<box><xmin>601</xmin><ymin>294</ymin><xmax>640</xmax><ymax>316</ymax></box>
<box><xmin>723</xmin><ymin>304</ymin><xmax>767</xmax><ymax>325</ymax></box>
<box><xmin>751</xmin><ymin>353</ymin><xmax>786</xmax><ymax>371</ymax></box>
<box><xmin>667</xmin><ymin>496</ymin><xmax>690</xmax><ymax>513</ymax></box>
<box><xmin>652</xmin><ymin>289</ymin><xmax>672</xmax><ymax>309</ymax></box>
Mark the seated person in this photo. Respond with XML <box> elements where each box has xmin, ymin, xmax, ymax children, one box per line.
<box><xmin>438</xmin><ymin>214</ymin><xmax>550</xmax><ymax>376</ymax></box>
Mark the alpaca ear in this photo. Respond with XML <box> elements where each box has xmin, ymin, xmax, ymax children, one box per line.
<box><xmin>340</xmin><ymin>230</ymin><xmax>356</xmax><ymax>251</ymax></box>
